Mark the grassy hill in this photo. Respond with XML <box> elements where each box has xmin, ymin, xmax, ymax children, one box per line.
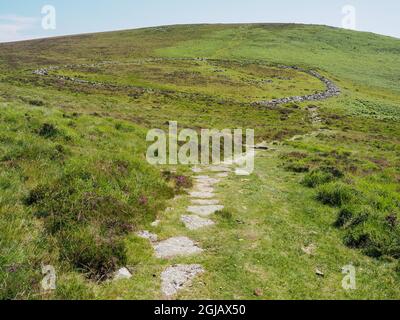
<box><xmin>0</xmin><ymin>24</ymin><xmax>399</xmax><ymax>300</ymax></box>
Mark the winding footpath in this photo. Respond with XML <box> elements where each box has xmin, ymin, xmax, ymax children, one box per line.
<box><xmin>137</xmin><ymin>155</ymin><xmax>262</xmax><ymax>297</ymax></box>
<box><xmin>32</xmin><ymin>58</ymin><xmax>340</xmax><ymax>298</ymax></box>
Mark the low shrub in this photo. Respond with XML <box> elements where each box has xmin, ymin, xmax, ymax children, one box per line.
<box><xmin>59</xmin><ymin>226</ymin><xmax>127</xmax><ymax>279</ymax></box>
<box><xmin>335</xmin><ymin>205</ymin><xmax>372</xmax><ymax>228</ymax></box>
<box><xmin>342</xmin><ymin>211</ymin><xmax>400</xmax><ymax>259</ymax></box>
<box><xmin>316</xmin><ymin>182</ymin><xmax>355</xmax><ymax>207</ymax></box>
<box><xmin>25</xmin><ymin>157</ymin><xmax>173</xmax><ymax>279</ymax></box>
<box><xmin>216</xmin><ymin>209</ymin><xmax>233</xmax><ymax>221</ymax></box>
<box><xmin>37</xmin><ymin>123</ymin><xmax>58</xmax><ymax>138</ymax></box>
<box><xmin>284</xmin><ymin>162</ymin><xmax>310</xmax><ymax>173</ymax></box>
<box><xmin>55</xmin><ymin>274</ymin><xmax>95</xmax><ymax>300</ymax></box>
<box><xmin>302</xmin><ymin>169</ymin><xmax>335</xmax><ymax>188</ymax></box>
<box><xmin>29</xmin><ymin>99</ymin><xmax>44</xmax><ymax>106</ymax></box>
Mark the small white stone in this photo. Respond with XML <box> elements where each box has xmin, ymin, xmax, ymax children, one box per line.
<box><xmin>181</xmin><ymin>215</ymin><xmax>215</xmax><ymax>230</ymax></box>
<box><xmin>137</xmin><ymin>230</ymin><xmax>158</xmax><ymax>242</ymax></box>
<box><xmin>113</xmin><ymin>267</ymin><xmax>132</xmax><ymax>281</ymax></box>
<box><xmin>151</xmin><ymin>220</ymin><xmax>161</xmax><ymax>227</ymax></box>
<box><xmin>187</xmin><ymin>205</ymin><xmax>224</xmax><ymax>216</ymax></box>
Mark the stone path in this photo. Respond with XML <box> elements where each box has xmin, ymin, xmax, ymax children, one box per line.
<box><xmin>132</xmin><ymin>142</ymin><xmax>270</xmax><ymax>297</ymax></box>
<box><xmin>117</xmin><ymin>109</ymin><xmax>323</xmax><ymax>295</ymax></box>
<box><xmin>153</xmin><ymin>237</ymin><xmax>203</xmax><ymax>259</ymax></box>
<box><xmin>155</xmin><ymin>164</ymin><xmax>230</xmax><ymax>296</ymax></box>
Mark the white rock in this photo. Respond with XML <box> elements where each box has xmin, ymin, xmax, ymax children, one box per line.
<box><xmin>153</xmin><ymin>237</ymin><xmax>203</xmax><ymax>259</ymax></box>
<box><xmin>137</xmin><ymin>230</ymin><xmax>158</xmax><ymax>242</ymax></box>
<box><xmin>161</xmin><ymin>264</ymin><xmax>204</xmax><ymax>297</ymax></box>
<box><xmin>194</xmin><ymin>177</ymin><xmax>220</xmax><ymax>185</ymax></box>
<box><xmin>189</xmin><ymin>191</ymin><xmax>215</xmax><ymax>199</ymax></box>
<box><xmin>113</xmin><ymin>267</ymin><xmax>132</xmax><ymax>281</ymax></box>
<box><xmin>151</xmin><ymin>220</ymin><xmax>161</xmax><ymax>227</ymax></box>
<box><xmin>191</xmin><ymin>199</ymin><xmax>220</xmax><ymax>205</ymax></box>
<box><xmin>181</xmin><ymin>215</ymin><xmax>215</xmax><ymax>230</ymax></box>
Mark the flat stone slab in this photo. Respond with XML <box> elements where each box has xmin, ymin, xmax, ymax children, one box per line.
<box><xmin>191</xmin><ymin>167</ymin><xmax>203</xmax><ymax>173</ymax></box>
<box><xmin>161</xmin><ymin>264</ymin><xmax>204</xmax><ymax>297</ymax></box>
<box><xmin>181</xmin><ymin>215</ymin><xmax>215</xmax><ymax>230</ymax></box>
<box><xmin>189</xmin><ymin>191</ymin><xmax>215</xmax><ymax>199</ymax></box>
<box><xmin>137</xmin><ymin>230</ymin><xmax>158</xmax><ymax>242</ymax></box>
<box><xmin>191</xmin><ymin>199</ymin><xmax>220</xmax><ymax>205</ymax></box>
<box><xmin>187</xmin><ymin>205</ymin><xmax>224</xmax><ymax>217</ymax></box>
<box><xmin>193</xmin><ymin>185</ymin><xmax>215</xmax><ymax>193</ymax></box>
<box><xmin>216</xmin><ymin>172</ymin><xmax>229</xmax><ymax>178</ymax></box>
<box><xmin>153</xmin><ymin>237</ymin><xmax>203</xmax><ymax>259</ymax></box>
<box><xmin>194</xmin><ymin>176</ymin><xmax>220</xmax><ymax>184</ymax></box>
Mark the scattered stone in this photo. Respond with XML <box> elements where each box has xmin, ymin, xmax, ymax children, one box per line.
<box><xmin>181</xmin><ymin>215</ymin><xmax>215</xmax><ymax>230</ymax></box>
<box><xmin>194</xmin><ymin>176</ymin><xmax>220</xmax><ymax>184</ymax></box>
<box><xmin>254</xmin><ymin>288</ymin><xmax>263</xmax><ymax>297</ymax></box>
<box><xmin>187</xmin><ymin>205</ymin><xmax>224</xmax><ymax>217</ymax></box>
<box><xmin>137</xmin><ymin>230</ymin><xmax>158</xmax><ymax>242</ymax></box>
<box><xmin>302</xmin><ymin>244</ymin><xmax>317</xmax><ymax>256</ymax></box>
<box><xmin>191</xmin><ymin>199</ymin><xmax>220</xmax><ymax>205</ymax></box>
<box><xmin>154</xmin><ymin>237</ymin><xmax>203</xmax><ymax>259</ymax></box>
<box><xmin>316</xmin><ymin>269</ymin><xmax>325</xmax><ymax>277</ymax></box>
<box><xmin>193</xmin><ymin>185</ymin><xmax>215</xmax><ymax>193</ymax></box>
<box><xmin>113</xmin><ymin>267</ymin><xmax>132</xmax><ymax>281</ymax></box>
<box><xmin>151</xmin><ymin>220</ymin><xmax>161</xmax><ymax>227</ymax></box>
<box><xmin>161</xmin><ymin>264</ymin><xmax>204</xmax><ymax>297</ymax></box>
<box><xmin>189</xmin><ymin>191</ymin><xmax>215</xmax><ymax>199</ymax></box>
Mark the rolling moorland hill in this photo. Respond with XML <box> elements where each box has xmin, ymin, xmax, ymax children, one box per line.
<box><xmin>0</xmin><ymin>24</ymin><xmax>399</xmax><ymax>300</ymax></box>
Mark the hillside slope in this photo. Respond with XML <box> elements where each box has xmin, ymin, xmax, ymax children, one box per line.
<box><xmin>0</xmin><ymin>24</ymin><xmax>399</xmax><ymax>300</ymax></box>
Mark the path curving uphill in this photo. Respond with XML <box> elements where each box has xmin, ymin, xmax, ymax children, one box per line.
<box><xmin>32</xmin><ymin>58</ymin><xmax>340</xmax><ymax>298</ymax></box>
<box><xmin>32</xmin><ymin>58</ymin><xmax>340</xmax><ymax>106</ymax></box>
<box><xmin>254</xmin><ymin>67</ymin><xmax>340</xmax><ymax>106</ymax></box>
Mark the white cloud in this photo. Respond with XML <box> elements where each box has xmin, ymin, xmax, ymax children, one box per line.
<box><xmin>0</xmin><ymin>14</ymin><xmax>39</xmax><ymax>42</ymax></box>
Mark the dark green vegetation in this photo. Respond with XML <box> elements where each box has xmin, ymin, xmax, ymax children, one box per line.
<box><xmin>0</xmin><ymin>24</ymin><xmax>399</xmax><ymax>299</ymax></box>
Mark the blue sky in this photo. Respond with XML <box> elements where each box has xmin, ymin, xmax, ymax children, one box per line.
<box><xmin>1</xmin><ymin>0</ymin><xmax>399</xmax><ymax>42</ymax></box>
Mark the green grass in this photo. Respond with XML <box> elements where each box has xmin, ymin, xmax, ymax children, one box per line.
<box><xmin>0</xmin><ymin>23</ymin><xmax>399</xmax><ymax>299</ymax></box>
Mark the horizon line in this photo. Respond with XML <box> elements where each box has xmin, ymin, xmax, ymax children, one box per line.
<box><xmin>1</xmin><ymin>22</ymin><xmax>399</xmax><ymax>45</ymax></box>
